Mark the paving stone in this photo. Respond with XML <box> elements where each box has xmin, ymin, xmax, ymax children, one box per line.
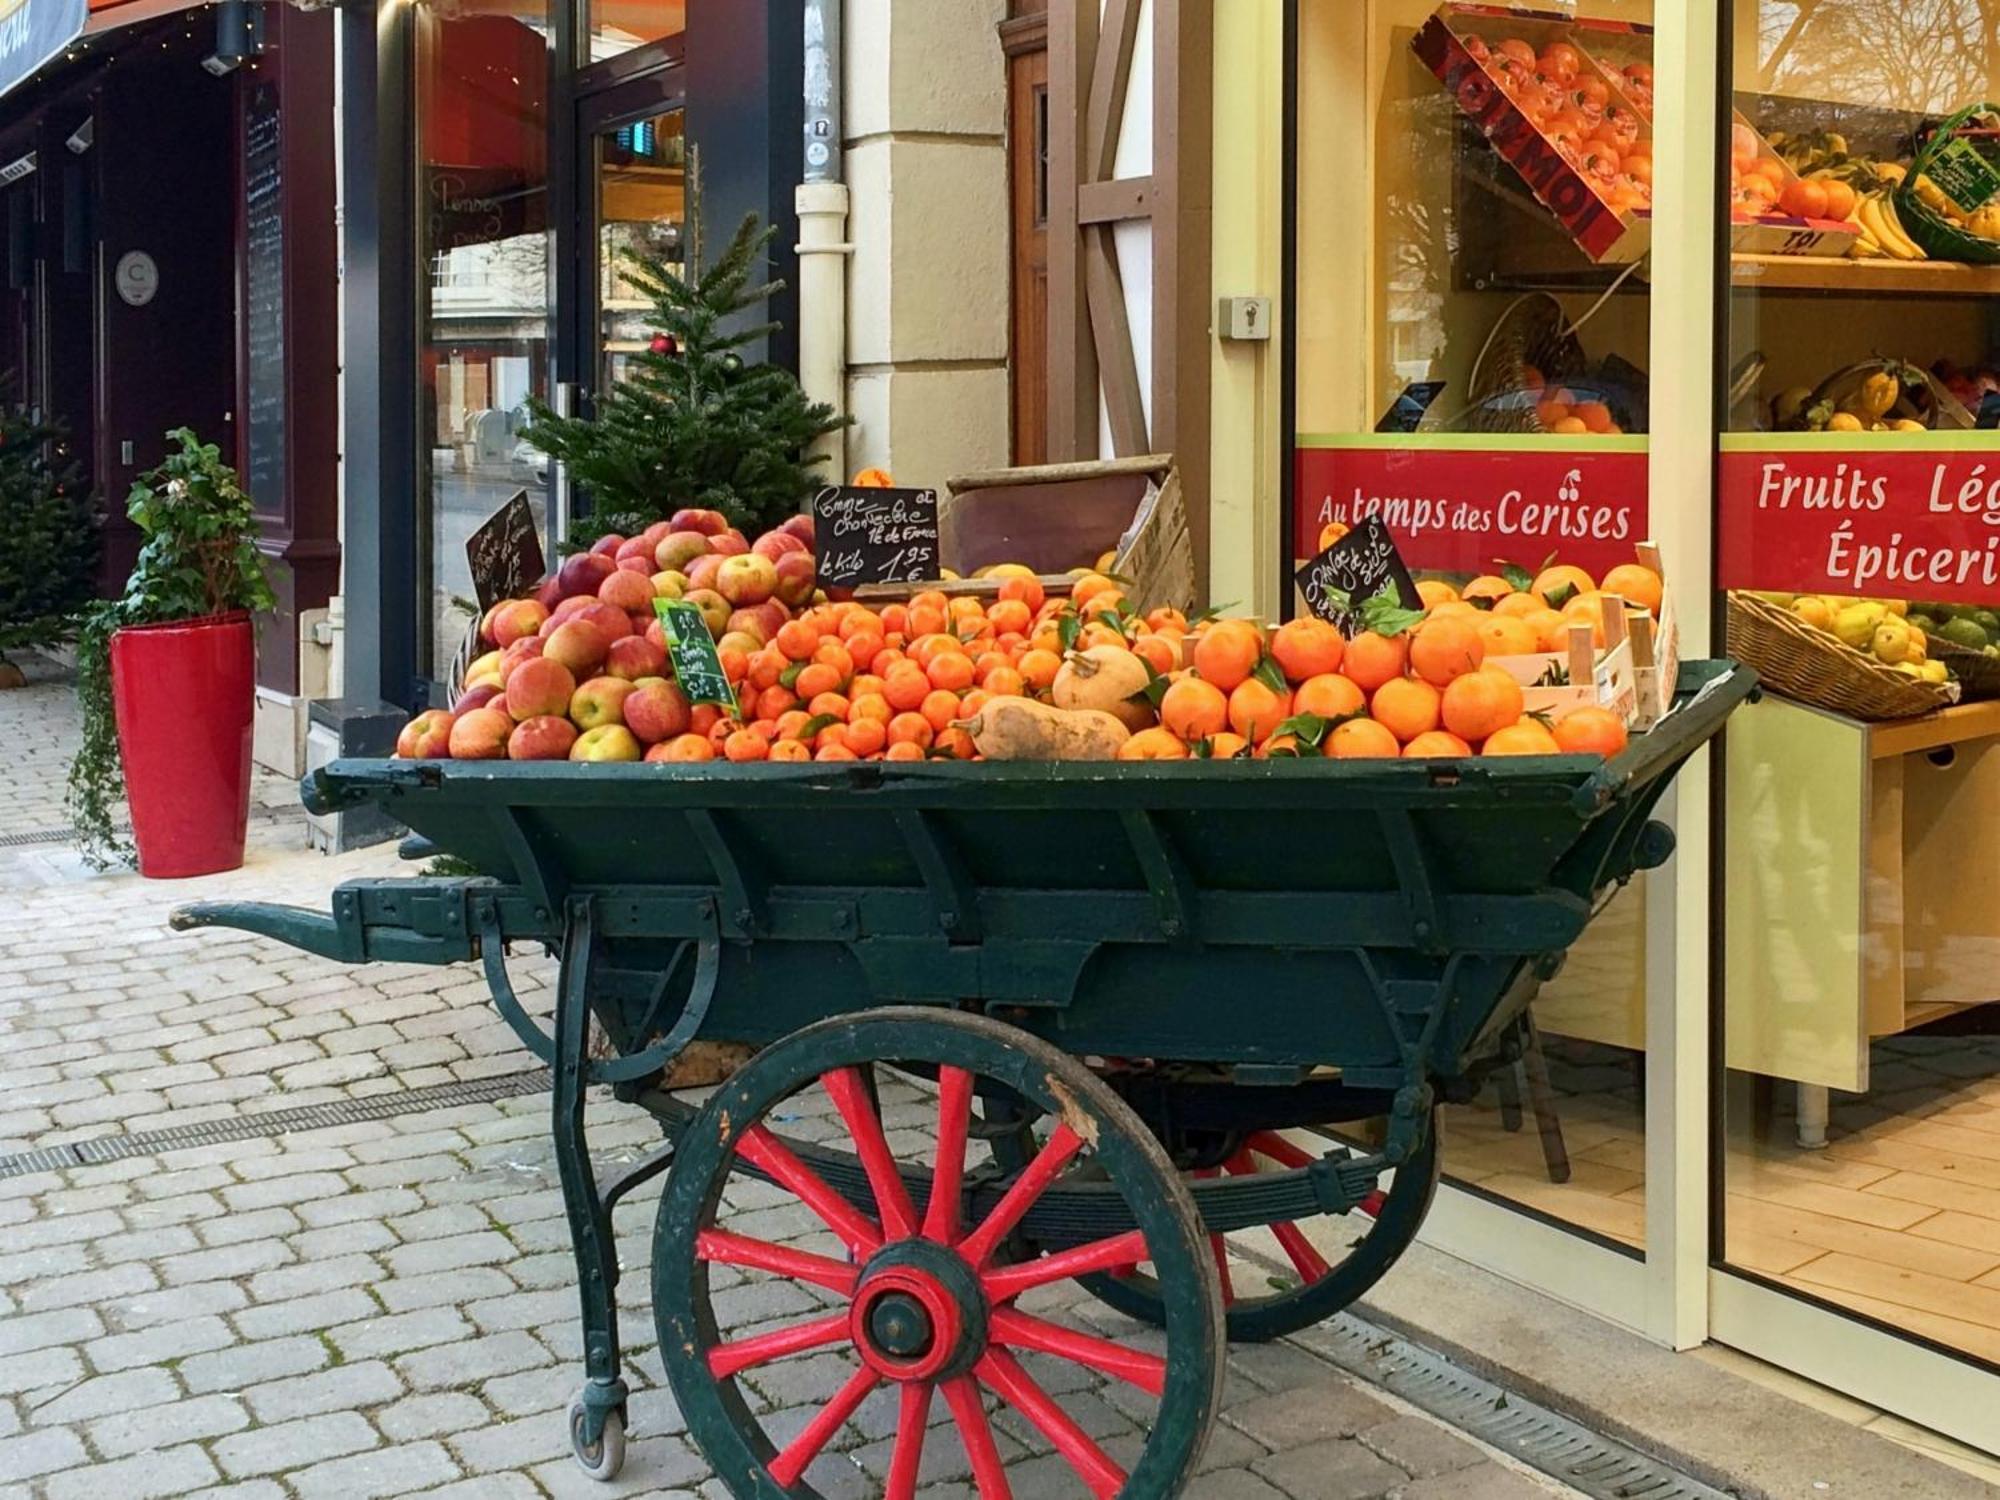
<box><xmin>375</xmin><ymin>1390</ymin><xmax>492</xmax><ymax>1442</ymax></box>
<box><xmin>0</xmin><ymin>1426</ymin><xmax>85</xmax><ymax>1484</ymax></box>
<box><xmin>0</xmin><ymin>1346</ymin><xmax>85</xmax><ymax>1397</ymax></box>
<box><xmin>179</xmin><ymin>1483</ymin><xmax>286</xmax><ymax>1500</ymax></box>
<box><xmin>532</xmin><ymin>1435</ymin><xmax>711</xmax><ymax>1498</ymax></box>
<box><xmin>92</xmin><ymin>1224</ymin><xmax>199</xmax><ymax>1265</ymax></box>
<box><xmin>0</xmin><ymin>1306</ymin><xmax>100</xmax><ymax>1361</ymax></box>
<box><xmin>397</xmin><ymin>1329</ymin><xmax>552</xmax><ymax>1392</ymax></box>
<box><xmin>84</xmin><ymin>1315</ymin><xmax>235</xmax><ymax>1373</ymax></box>
<box><xmin>245</xmin><ymin>1252</ymin><xmax>383</xmax><ymax>1304</ymax></box>
<box><xmin>449</xmin><ymin>1407</ymin><xmax>573</xmax><ymax>1472</ymax></box>
<box><xmin>41</xmin><ymin>1443</ymin><xmax>219</xmax><ymax>1500</ymax></box>
<box><xmin>376</xmin><ymin>1266</ymin><xmax>515</xmax><ymax>1313</ymax></box>
<box><xmin>1225</xmin><ymin>1383</ymin><xmax>1399</xmax><ymax>1449</ymax></box>
<box><xmin>413</xmin><ymin>1475</ymin><xmax>545</xmax><ymax>1500</ymax></box>
<box><xmin>1356</xmin><ymin>1413</ymin><xmax>1485</xmax><ymax>1479</ymax></box>
<box><xmin>290</xmin><ymin>1219</ymin><xmax>398</xmax><ymax>1260</ymax></box>
<box><xmin>105</xmin><ymin>1279</ymin><xmax>249</xmax><ymax>1331</ymax></box>
<box><xmin>231</xmin><ymin>1287</ymin><xmax>380</xmax><ymax>1341</ymax></box>
<box><xmin>246</xmin><ymin>1358</ymin><xmax>404</xmax><ymax>1422</ymax></box>
<box><xmin>88</xmin><ymin>1391</ymin><xmax>249</xmax><ymax>1458</ymax></box>
<box><xmin>386</xmin><ymin>1202</ymin><xmax>490</xmax><ymax>1241</ymax></box>
<box><xmin>179</xmin><ymin>1334</ymin><xmax>331</xmax><ymax>1394</ymax></box>
<box><xmin>218</xmin><ymin>1172</ymin><xmax>349</xmax><ymax>1212</ymax></box>
<box><xmin>296</xmin><ymin>1185</ymin><xmax>423</xmax><ymax>1228</ymax></box>
<box><xmin>157</xmin><ymin>1239</ymin><xmax>293</xmax><ymax>1288</ymax></box>
<box><xmin>383</xmin><ymin>1230</ymin><xmax>517</xmax><ymax>1278</ymax></box>
<box><xmin>193</xmin><ymin>1206</ymin><xmax>301</xmax><ymax>1248</ymax></box>
<box><xmin>1186</xmin><ymin>1471</ymin><xmax>1291</xmax><ymax>1500</ymax></box>
<box><xmin>327</xmin><ymin>1305</ymin><xmax>474</xmax><ymax>1362</ymax></box>
<box><xmin>212</xmin><ymin>1410</ymin><xmax>380</xmax><ymax>1478</ymax></box>
<box><xmin>1251</xmin><ymin>1438</ymin><xmax>1409</xmax><ymax>1500</ymax></box>
<box><xmin>465</xmin><ymin>1285</ymin><xmax>580</xmax><ymax>1334</ymax></box>
<box><xmin>0</xmin><ymin>1245</ymin><xmax>91</xmax><ymax>1288</ymax></box>
<box><xmin>285</xmin><ymin>1439</ymin><xmax>460</xmax><ymax>1499</ymax></box>
<box><xmin>15</xmin><ymin>1263</ymin><xmax>157</xmax><ymax>1315</ymax></box>
<box><xmin>1395</xmin><ymin>1463</ymin><xmax>1564</xmax><ymax>1499</ymax></box>
<box><xmin>24</xmin><ymin>1366</ymin><xmax>179</xmax><ymax>1425</ymax></box>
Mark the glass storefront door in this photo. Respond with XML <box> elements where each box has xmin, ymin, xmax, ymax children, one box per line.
<box><xmin>588</xmin><ymin>103</ymin><xmax>687</xmax><ymax>391</ymax></box>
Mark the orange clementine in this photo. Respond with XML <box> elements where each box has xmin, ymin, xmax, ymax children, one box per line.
<box><xmin>1147</xmin><ymin>606</ymin><xmax>1190</xmax><ymax>633</ymax></box>
<box><xmin>1370</xmin><ymin>676</ymin><xmax>1442</xmax><ymax>743</ymax></box>
<box><xmin>1408</xmin><ymin>616</ymin><xmax>1486</xmax><ymax>687</ymax></box>
<box><xmin>998</xmin><ymin>575</ymin><xmax>1046</xmax><ymax>613</ymax></box>
<box><xmin>882</xmin><ymin>740</ymin><xmax>924</xmax><ymax>761</ymax></box>
<box><xmin>1326</xmin><ymin>718</ymin><xmax>1401</xmax><ymax>759</ymax></box>
<box><xmin>1600</xmin><ymin>563</ymin><xmax>1664</xmax><ymax>614</ymax></box>
<box><xmin>660</xmin><ymin>734</ymin><xmax>715</xmax><ymax>762</ymax></box>
<box><xmin>982</xmin><ymin>665</ymin><xmax>1026</xmax><ymax>699</ymax></box>
<box><xmin>1403</xmin><ymin>730</ymin><xmax>1474</xmax><ymax>758</ymax></box>
<box><xmin>934</xmin><ymin>726</ymin><xmax>977</xmax><ymax>760</ymax></box>
<box><xmin>1270</xmin><ymin>619</ymin><xmax>1346</xmax><ymax>682</ymax></box>
<box><xmin>926</xmin><ymin>652</ymin><xmax>976</xmax><ymax>693</ymax></box>
<box><xmin>1553</xmin><ymin>706</ymin><xmax>1630</xmax><ymax>757</ymax></box>
<box><xmin>1316</xmin><ymin>521</ymin><xmax>1351</xmax><ymax>550</ymax></box>
<box><xmin>755</xmin><ymin>685</ymin><xmax>798</xmax><ymax>721</ymax></box>
<box><xmin>1118</xmin><ymin>728</ymin><xmax>1191</xmax><ymax>761</ymax></box>
<box><xmin>1441</xmin><ymin>668</ymin><xmax>1526</xmax><ymax>743</ymax></box>
<box><xmin>1161</xmin><ymin>678</ymin><xmax>1230</xmax><ymax>741</ymax></box>
<box><xmin>723</xmin><ymin>729</ymin><xmax>770</xmax><ymax>762</ymax></box>
<box><xmin>884</xmin><ymin>665</ymin><xmax>931</xmax><ymax>712</ymax></box>
<box><xmin>1341</xmin><ymin>631</ymin><xmax>1409</xmax><ymax>693</ymax></box>
<box><xmin>1018</xmin><ymin>649</ymin><xmax>1062</xmax><ymax>692</ymax></box>
<box><xmin>887</xmin><ymin>712</ymin><xmax>934</xmax><ymax>749</ymax></box>
<box><xmin>1530</xmin><ymin>564</ymin><xmax>1596</xmax><ymax>607</ymax></box>
<box><xmin>806</xmin><ymin>692</ymin><xmax>850</xmax><ymax>721</ymax></box>
<box><xmin>1072</xmin><ymin>573</ymin><xmax>1119</xmax><ymax>608</ymax></box>
<box><xmin>815</xmin><ymin>743</ymin><xmax>859</xmax><ymax>762</ymax></box>
<box><xmin>1416</xmin><ymin>579</ymin><xmax>1460</xmax><ymax>608</ymax></box>
<box><xmin>1561</xmin><ymin>591</ymin><xmax>1612</xmax><ymax>648</ymax></box>
<box><xmin>1132</xmin><ymin>634</ymin><xmax>1179</xmax><ymax>677</ymax></box>
<box><xmin>1193</xmin><ymin>620</ymin><xmax>1265</xmax><ymax>693</ymax></box>
<box><xmin>1207</xmin><ymin>731</ymin><xmax>1252</xmax><ymax>759</ymax></box>
<box><xmin>1256</xmin><ymin>733</ymin><xmax>1305</xmax><ymax>758</ymax></box>
<box><xmin>1228</xmin><ymin>678</ymin><xmax>1292</xmax><ymax>742</ymax></box>
<box><xmin>768</xmin><ymin>737</ymin><xmax>812</xmax><ymax>762</ymax></box>
<box><xmin>1492</xmin><ymin>591</ymin><xmax>1543</xmax><ymax>619</ymax></box>
<box><xmin>920</xmin><ymin>690</ymin><xmax>963</xmax><ymax>733</ymax></box>
<box><xmin>852</xmin><ymin>467</ymin><xmax>894</xmax><ymax>487</ymax></box>
<box><xmin>1475</xmin><ymin>614</ymin><xmax>1540</xmax><ymax>658</ymax></box>
<box><xmin>775</xmin><ymin>620</ymin><xmax>820</xmax><ymax>661</ymax></box>
<box><xmin>794</xmin><ymin>663</ymin><xmax>842</xmax><ymax>700</ymax></box>
<box><xmin>1462</xmin><ymin>575</ymin><xmax>1515</xmax><ymax>606</ymax></box>
<box><xmin>1527</xmin><ymin>608</ymin><xmax>1573</xmax><ymax>653</ymax></box>
<box><xmin>844</xmin><ymin>718</ymin><xmax>888</xmax><ymax>757</ymax></box>
<box><xmin>987</xmin><ymin>599</ymin><xmax>1032</xmax><ymax>636</ymax></box>
<box><xmin>1293</xmin><ymin>673</ymin><xmax>1366</xmax><ymax>721</ymax></box>
<box><xmin>1484</xmin><ymin>719</ymin><xmax>1563</xmax><ymax>756</ymax></box>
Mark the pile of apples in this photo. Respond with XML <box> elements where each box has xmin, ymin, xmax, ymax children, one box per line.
<box><xmin>1461</xmin><ymin>33</ymin><xmax>1653</xmax><ymax>215</ymax></box>
<box><xmin>395</xmin><ymin>507</ymin><xmax>818</xmax><ymax>763</ymax></box>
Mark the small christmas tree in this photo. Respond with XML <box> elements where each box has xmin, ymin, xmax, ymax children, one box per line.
<box><xmin>0</xmin><ymin>402</ymin><xmax>94</xmax><ymax>683</ymax></box>
<box><xmin>524</xmin><ymin>190</ymin><xmax>845</xmax><ymax>544</ymax></box>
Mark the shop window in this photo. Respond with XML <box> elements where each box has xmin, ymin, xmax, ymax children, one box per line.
<box><xmin>415</xmin><ymin>0</ymin><xmax>555</xmax><ymax>683</ymax></box>
<box><xmin>586</xmin><ymin>0</ymin><xmax>683</xmax><ymax>65</ymax></box>
<box><xmin>1719</xmin><ymin>0</ymin><xmax>2000</xmax><ymax>1369</ymax></box>
<box><xmin>593</xmin><ymin>108</ymin><xmax>686</xmax><ymax>389</ymax></box>
<box><xmin>1293</xmin><ymin>0</ymin><xmax>1658</xmax><ymax>1251</ymax></box>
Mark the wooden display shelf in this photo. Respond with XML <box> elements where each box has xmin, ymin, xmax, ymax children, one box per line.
<box><xmin>1731</xmin><ymin>252</ymin><xmax>2000</xmax><ymax>297</ymax></box>
<box><xmin>1868</xmin><ymin>698</ymin><xmax>2000</xmax><ymax>760</ymax></box>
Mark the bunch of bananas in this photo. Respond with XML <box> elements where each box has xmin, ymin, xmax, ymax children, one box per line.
<box><xmin>1851</xmin><ymin>187</ymin><xmax>1927</xmax><ymax>260</ymax></box>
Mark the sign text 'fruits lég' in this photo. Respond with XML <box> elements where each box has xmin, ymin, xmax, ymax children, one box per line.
<box><xmin>1294</xmin><ymin>516</ymin><xmax>1422</xmax><ymax>637</ymax></box>
<box><xmin>652</xmin><ymin>598</ymin><xmax>735</xmax><ymax>707</ymax></box>
<box><xmin>811</xmin><ymin>486</ymin><xmax>941</xmax><ymax>588</ymax></box>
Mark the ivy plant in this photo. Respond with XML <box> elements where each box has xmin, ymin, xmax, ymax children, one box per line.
<box><xmin>66</xmin><ymin>430</ymin><xmax>275</xmax><ymax>865</ymax></box>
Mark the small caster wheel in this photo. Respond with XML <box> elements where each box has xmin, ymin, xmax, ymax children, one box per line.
<box><xmin>568</xmin><ymin>1397</ymin><xmax>626</xmax><ymax>1481</ymax></box>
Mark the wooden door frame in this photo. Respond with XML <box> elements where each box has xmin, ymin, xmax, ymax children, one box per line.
<box><xmin>1044</xmin><ymin>0</ymin><xmax>1212</xmax><ymax>595</ymax></box>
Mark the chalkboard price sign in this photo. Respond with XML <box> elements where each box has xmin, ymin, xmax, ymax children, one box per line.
<box><xmin>653</xmin><ymin>598</ymin><xmax>735</xmax><ymax>707</ymax></box>
<box><xmin>466</xmin><ymin>491</ymin><xmax>546</xmax><ymax>612</ymax></box>
<box><xmin>1294</xmin><ymin>516</ymin><xmax>1421</xmax><ymax>636</ymax></box>
<box><xmin>812</xmin><ymin>486</ymin><xmax>942</xmax><ymax>587</ymax></box>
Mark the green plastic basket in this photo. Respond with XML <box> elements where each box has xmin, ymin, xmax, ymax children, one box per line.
<box><xmin>1895</xmin><ymin>103</ymin><xmax>2000</xmax><ymax>264</ymax></box>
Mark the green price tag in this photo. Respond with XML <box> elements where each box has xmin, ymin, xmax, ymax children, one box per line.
<box><xmin>652</xmin><ymin>598</ymin><xmax>735</xmax><ymax>707</ymax></box>
<box><xmin>1927</xmin><ymin>137</ymin><xmax>2000</xmax><ymax>214</ymax></box>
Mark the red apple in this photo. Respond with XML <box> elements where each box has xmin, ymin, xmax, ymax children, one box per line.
<box><xmin>616</xmin><ymin>555</ymin><xmax>655</xmax><ymax>576</ymax></box>
<box><xmin>644</xmin><ymin>617</ymin><xmax>670</xmax><ymax>654</ymax></box>
<box><xmin>463</xmin><ymin>649</ymin><xmax>505</xmax><ymax>688</ymax></box>
<box><xmin>708</xmin><ymin>530</ymin><xmax>749</xmax><ymax>559</ymax></box>
<box><xmin>717</xmin><ymin>630</ymin><xmax>764</xmax><ymax>658</ymax></box>
<box><xmin>717</xmin><ymin>553</ymin><xmax>779</xmax><ymax>606</ymax></box>
<box><xmin>773</xmin><ymin>550</ymin><xmax>817</xmax><ymax>607</ymax></box>
<box><xmin>614</xmin><ymin>536</ymin><xmax>656</xmax><ymax>566</ymax></box>
<box><xmin>589</xmin><ymin>532</ymin><xmax>626</xmax><ymax>558</ymax></box>
<box><xmin>572</xmin><ymin>724</ymin><xmax>642</xmax><ymax>761</ymax></box>
<box><xmin>557</xmin><ymin>551</ymin><xmax>617</xmax><ymax>599</ymax></box>
<box><xmin>570</xmin><ymin>675</ymin><xmax>636</xmax><ymax>731</ymax></box>
<box><xmin>743</xmin><ymin>600</ymin><xmax>792</xmax><ymax>643</ymax></box>
<box><xmin>498</xmin><ymin>636</ymin><xmax>545</xmax><ymax>682</ymax></box>
<box><xmin>447</xmin><ymin>706</ymin><xmax>514</xmax><ymax>760</ymax></box>
<box><xmin>669</xmin><ymin>508</ymin><xmax>729</xmax><ymax>536</ymax></box>
<box><xmin>505</xmin><ymin>656</ymin><xmax>577</xmax><ymax>721</ymax></box>
<box><xmin>571</xmin><ymin>601</ymin><xmax>634</xmax><ymax>643</ymax></box>
<box><xmin>651</xmin><ymin>571</ymin><xmax>686</xmax><ymax>600</ymax></box>
<box><xmin>396</xmin><ymin>709</ymin><xmax>456</xmax><ymax>759</ymax></box>
<box><xmin>489</xmin><ymin>599</ymin><xmax>550</xmax><ymax>649</ymax></box>
<box><xmin>753</xmin><ymin>530</ymin><xmax>808</xmax><ymax>561</ymax></box>
<box><xmin>543</xmin><ymin>620</ymin><xmax>610</xmax><ymax>678</ymax></box>
<box><xmin>684</xmin><ymin>588</ymin><xmax>732</xmax><ymax>637</ymax></box>
<box><xmin>653</xmin><ymin>531</ymin><xmax>712</xmax><ymax>572</ymax></box>
<box><xmin>535</xmin><ymin>575</ymin><xmax>566</xmax><ymax>612</ymax></box>
<box><xmin>725</xmin><ymin>608</ymin><xmax>772</xmax><ymax>644</ymax></box>
<box><xmin>779</xmin><ymin>514</ymin><xmax>815</xmax><ymax>547</ymax></box>
<box><xmin>453</xmin><ymin>682</ymin><xmax>503</xmax><ymax>714</ymax></box>
<box><xmin>507</xmin><ymin>715</ymin><xmax>578</xmax><ymax>761</ymax></box>
<box><xmin>624</xmin><ymin>678</ymin><xmax>692</xmax><ymax>744</ymax></box>
<box><xmin>605</xmin><ymin>634</ymin><xmax>668</xmax><ymax>681</ymax></box>
<box><xmin>598</xmin><ymin>569</ymin><xmax>656</xmax><ymax>614</ymax></box>
<box><xmin>639</xmin><ymin>520</ymin><xmax>674</xmax><ymax>552</ymax></box>
<box><xmin>685</xmin><ymin>555</ymin><xmax>724</xmax><ymax>592</ymax></box>
<box><xmin>628</xmin><ymin>610</ymin><xmax>656</xmax><ymax>637</ymax></box>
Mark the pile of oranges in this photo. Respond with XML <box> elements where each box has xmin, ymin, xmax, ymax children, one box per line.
<box><xmin>1461</xmin><ymin>33</ymin><xmax>1653</xmax><ymax>215</ymax></box>
<box><xmin>665</xmin><ymin>560</ymin><xmax>1647</xmax><ymax>765</ymax></box>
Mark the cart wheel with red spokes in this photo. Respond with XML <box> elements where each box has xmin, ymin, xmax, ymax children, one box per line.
<box><xmin>1077</xmin><ymin>1115</ymin><xmax>1440</xmax><ymax>1344</ymax></box>
<box><xmin>653</xmin><ymin>1008</ymin><xmax>1225</xmax><ymax>1499</ymax></box>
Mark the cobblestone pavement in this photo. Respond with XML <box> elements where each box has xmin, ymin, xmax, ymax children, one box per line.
<box><xmin>0</xmin><ymin>665</ymin><xmax>1581</xmax><ymax>1498</ymax></box>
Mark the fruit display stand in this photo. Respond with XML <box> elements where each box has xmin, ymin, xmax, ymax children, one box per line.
<box><xmin>167</xmin><ymin>659</ymin><xmax>1749</xmax><ymax>1496</ymax></box>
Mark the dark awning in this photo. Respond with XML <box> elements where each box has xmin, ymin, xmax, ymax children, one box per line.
<box><xmin>0</xmin><ymin>0</ymin><xmax>87</xmax><ymax>101</ymax></box>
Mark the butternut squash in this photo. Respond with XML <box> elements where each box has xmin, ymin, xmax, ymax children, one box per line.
<box><xmin>1051</xmin><ymin>645</ymin><xmax>1156</xmax><ymax>731</ymax></box>
<box><xmin>958</xmin><ymin>698</ymin><xmax>1131</xmax><ymax>761</ymax></box>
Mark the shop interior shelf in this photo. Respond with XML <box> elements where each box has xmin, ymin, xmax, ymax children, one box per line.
<box><xmin>1731</xmin><ymin>252</ymin><xmax>2000</xmax><ymax>297</ymax></box>
<box><xmin>1866</xmin><ymin>697</ymin><xmax>2000</xmax><ymax>759</ymax></box>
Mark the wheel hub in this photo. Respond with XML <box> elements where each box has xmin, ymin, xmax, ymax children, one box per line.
<box><xmin>850</xmin><ymin>1241</ymin><xmax>990</xmax><ymax>1382</ymax></box>
<box><xmin>866</xmin><ymin>1292</ymin><xmax>934</xmax><ymax>1357</ymax></box>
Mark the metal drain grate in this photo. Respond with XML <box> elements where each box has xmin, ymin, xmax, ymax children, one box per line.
<box><xmin>0</xmin><ymin>1068</ymin><xmax>552</xmax><ymax>1179</ymax></box>
<box><xmin>0</xmin><ymin>824</ymin><xmax>105</xmax><ymax>849</ymax></box>
<box><xmin>1293</xmin><ymin>1309</ymin><xmax>1740</xmax><ymax>1500</ymax></box>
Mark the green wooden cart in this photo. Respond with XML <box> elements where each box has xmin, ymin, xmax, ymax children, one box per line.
<box><xmin>173</xmin><ymin>658</ymin><xmax>1752</xmax><ymax>1500</ymax></box>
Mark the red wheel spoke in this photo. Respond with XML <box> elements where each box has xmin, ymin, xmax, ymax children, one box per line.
<box><xmin>1223</xmin><ymin>1150</ymin><xmax>1258</xmax><ymax>1177</ymax></box>
<box><xmin>1359</xmin><ymin>1188</ymin><xmax>1387</xmax><ymax>1218</ymax></box>
<box><xmin>977</xmin><ymin>1346</ymin><xmax>1126</xmax><ymax>1499</ymax></box>
<box><xmin>706</xmin><ymin>1311</ymin><xmax>850</xmax><ymax>1379</ymax></box>
<box><xmin>735</xmin><ymin>1124</ymin><xmax>883</xmax><ymax>1257</ymax></box>
<box><xmin>958</xmin><ymin>1123</ymin><xmax>1085</xmax><ymax>1269</ymax></box>
<box><xmin>941</xmin><ymin>1376</ymin><xmax>1012</xmax><ymax>1500</ymax></box>
<box><xmin>1211</xmin><ymin>1235</ymin><xmax>1236</xmax><ymax>1306</ymax></box>
<box><xmin>1247</xmin><ymin>1130</ymin><xmax>1316</xmax><ymax>1170</ymax></box>
<box><xmin>885</xmin><ymin>1381</ymin><xmax>932</xmax><ymax>1500</ymax></box>
<box><xmin>695</xmin><ymin>1228</ymin><xmax>860</xmax><ymax>1296</ymax></box>
<box><xmin>767</xmin><ymin>1363</ymin><xmax>879</xmax><ymax>1486</ymax></box>
<box><xmin>1271</xmin><ymin>1221</ymin><xmax>1332</xmax><ymax>1282</ymax></box>
<box><xmin>923</xmin><ymin>1065</ymin><xmax>974</xmax><ymax>1245</ymax></box>
<box><xmin>981</xmin><ymin>1228</ymin><xmax>1151</xmax><ymax>1303</ymax></box>
<box><xmin>822</xmin><ymin>1067</ymin><xmax>920</xmax><ymax>1240</ymax></box>
<box><xmin>989</xmin><ymin>1307</ymin><xmax>1167</xmax><ymax>1395</ymax></box>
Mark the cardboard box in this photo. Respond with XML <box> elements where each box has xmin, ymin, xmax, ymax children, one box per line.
<box><xmin>1729</xmin><ymin>109</ymin><xmax>1860</xmax><ymax>257</ymax></box>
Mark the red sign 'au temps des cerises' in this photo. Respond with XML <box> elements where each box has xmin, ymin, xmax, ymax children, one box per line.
<box><xmin>1293</xmin><ymin>445</ymin><xmax>1648</xmax><ymax>578</ymax></box>
<box><xmin>1718</xmin><ymin>446</ymin><xmax>2000</xmax><ymax>607</ymax></box>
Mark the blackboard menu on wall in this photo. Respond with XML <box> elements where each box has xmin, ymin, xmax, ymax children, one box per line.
<box><xmin>244</xmin><ymin>80</ymin><xmax>285</xmax><ymax>517</ymax></box>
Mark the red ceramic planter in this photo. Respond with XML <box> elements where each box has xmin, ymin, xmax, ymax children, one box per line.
<box><xmin>109</xmin><ymin>614</ymin><xmax>255</xmax><ymax>878</ymax></box>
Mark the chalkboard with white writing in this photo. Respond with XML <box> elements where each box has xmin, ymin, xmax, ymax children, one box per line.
<box><xmin>466</xmin><ymin>491</ymin><xmax>545</xmax><ymax>612</ymax></box>
<box><xmin>812</xmin><ymin>486</ymin><xmax>942</xmax><ymax>587</ymax></box>
<box><xmin>1294</xmin><ymin>516</ymin><xmax>1421</xmax><ymax>636</ymax></box>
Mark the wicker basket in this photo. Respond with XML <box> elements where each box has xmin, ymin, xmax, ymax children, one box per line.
<box><xmin>1925</xmin><ymin>635</ymin><xmax>2000</xmax><ymax>701</ymax></box>
<box><xmin>1805</xmin><ymin>359</ymin><xmax>1974</xmax><ymax>431</ymax></box>
<box><xmin>1895</xmin><ymin>104</ymin><xmax>2000</xmax><ymax>264</ymax></box>
<box><xmin>1454</xmin><ymin>294</ymin><xmax>1587</xmax><ymax>436</ymax></box>
<box><xmin>1725</xmin><ymin>591</ymin><xmax>1956</xmax><ymax>721</ymax></box>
